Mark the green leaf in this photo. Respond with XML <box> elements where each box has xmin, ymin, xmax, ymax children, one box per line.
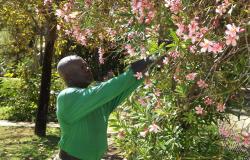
<box><xmin>175</xmin><ymin>85</ymin><xmax>187</xmax><ymax>98</ymax></box>
<box><xmin>169</xmin><ymin>29</ymin><xmax>179</xmax><ymax>44</ymax></box>
<box><xmin>148</xmin><ymin>40</ymin><xmax>159</xmax><ymax>54</ymax></box>
<box><xmin>166</xmin><ymin>43</ymin><xmax>176</xmax><ymax>48</ymax></box>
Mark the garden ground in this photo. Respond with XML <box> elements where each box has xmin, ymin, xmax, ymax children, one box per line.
<box><xmin>0</xmin><ymin>123</ymin><xmax>122</xmax><ymax>160</ymax></box>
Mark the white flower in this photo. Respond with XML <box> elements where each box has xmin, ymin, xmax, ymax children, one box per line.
<box><xmin>148</xmin><ymin>123</ymin><xmax>161</xmax><ymax>133</ymax></box>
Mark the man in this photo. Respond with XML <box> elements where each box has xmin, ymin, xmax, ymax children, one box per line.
<box><xmin>55</xmin><ymin>54</ymin><xmax>165</xmax><ymax>160</ymax></box>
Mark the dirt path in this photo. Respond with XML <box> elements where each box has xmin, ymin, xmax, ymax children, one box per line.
<box><xmin>0</xmin><ymin>120</ymin><xmax>59</xmax><ymax>128</ymax></box>
<box><xmin>0</xmin><ymin>120</ymin><xmax>116</xmax><ymax>134</ymax></box>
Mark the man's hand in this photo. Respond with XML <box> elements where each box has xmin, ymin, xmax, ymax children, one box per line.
<box><xmin>130</xmin><ymin>53</ymin><xmax>168</xmax><ymax>75</ymax></box>
<box><xmin>130</xmin><ymin>39</ymin><xmax>172</xmax><ymax>75</ymax></box>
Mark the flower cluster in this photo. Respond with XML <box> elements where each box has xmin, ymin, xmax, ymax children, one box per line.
<box><xmin>199</xmin><ymin>39</ymin><xmax>223</xmax><ymax>54</ymax></box>
<box><xmin>44</xmin><ymin>0</ymin><xmax>52</xmax><ymax>5</ymax></box>
<box><xmin>219</xmin><ymin>125</ymin><xmax>250</xmax><ymax>147</ymax></box>
<box><xmin>215</xmin><ymin>0</ymin><xmax>230</xmax><ymax>15</ymax></box>
<box><xmin>175</xmin><ymin>19</ymin><xmax>243</xmax><ymax>54</ymax></box>
<box><xmin>98</xmin><ymin>47</ymin><xmax>105</xmax><ymax>64</ymax></box>
<box><xmin>185</xmin><ymin>72</ymin><xmax>197</xmax><ymax>81</ymax></box>
<box><xmin>164</xmin><ymin>0</ymin><xmax>182</xmax><ymax>14</ymax></box>
<box><xmin>139</xmin><ymin>123</ymin><xmax>161</xmax><ymax>137</ymax></box>
<box><xmin>125</xmin><ymin>44</ymin><xmax>136</xmax><ymax>56</ymax></box>
<box><xmin>131</xmin><ymin>0</ymin><xmax>155</xmax><ymax>24</ymax></box>
<box><xmin>176</xmin><ymin>19</ymin><xmax>208</xmax><ymax>45</ymax></box>
<box><xmin>194</xmin><ymin>100</ymin><xmax>226</xmax><ymax>116</ymax></box>
<box><xmin>55</xmin><ymin>1</ymin><xmax>75</xmax><ymax>22</ymax></box>
<box><xmin>169</xmin><ymin>51</ymin><xmax>180</xmax><ymax>59</ymax></box>
<box><xmin>225</xmin><ymin>24</ymin><xmax>241</xmax><ymax>46</ymax></box>
<box><xmin>84</xmin><ymin>0</ymin><xmax>93</xmax><ymax>8</ymax></box>
<box><xmin>68</xmin><ymin>26</ymin><xmax>92</xmax><ymax>46</ymax></box>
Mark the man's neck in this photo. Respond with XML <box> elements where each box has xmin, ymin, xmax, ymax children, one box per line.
<box><xmin>67</xmin><ymin>83</ymin><xmax>90</xmax><ymax>88</ymax></box>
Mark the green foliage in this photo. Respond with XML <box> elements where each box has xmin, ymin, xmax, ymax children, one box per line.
<box><xmin>0</xmin><ymin>65</ymin><xmax>64</xmax><ymax>122</ymax></box>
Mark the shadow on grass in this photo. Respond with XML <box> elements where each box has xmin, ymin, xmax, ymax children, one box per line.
<box><xmin>0</xmin><ymin>126</ymin><xmax>60</xmax><ymax>160</ymax></box>
<box><xmin>16</xmin><ymin>135</ymin><xmax>60</xmax><ymax>160</ymax></box>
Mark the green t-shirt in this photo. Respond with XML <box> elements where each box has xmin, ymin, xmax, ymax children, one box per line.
<box><xmin>56</xmin><ymin>67</ymin><xmax>144</xmax><ymax>160</ymax></box>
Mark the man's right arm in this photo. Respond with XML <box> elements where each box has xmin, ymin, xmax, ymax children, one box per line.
<box><xmin>57</xmin><ymin>67</ymin><xmax>143</xmax><ymax>124</ymax></box>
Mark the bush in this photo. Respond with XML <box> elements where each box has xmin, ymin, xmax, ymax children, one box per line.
<box><xmin>54</xmin><ymin>0</ymin><xmax>249</xmax><ymax>159</ymax></box>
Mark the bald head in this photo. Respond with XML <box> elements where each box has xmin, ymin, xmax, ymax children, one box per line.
<box><xmin>57</xmin><ymin>55</ymin><xmax>94</xmax><ymax>88</ymax></box>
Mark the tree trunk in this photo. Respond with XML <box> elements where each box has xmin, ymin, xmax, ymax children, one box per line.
<box><xmin>35</xmin><ymin>5</ymin><xmax>57</xmax><ymax>137</ymax></box>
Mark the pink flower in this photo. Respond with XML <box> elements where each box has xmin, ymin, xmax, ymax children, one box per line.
<box><xmin>186</xmin><ymin>73</ymin><xmax>197</xmax><ymax>81</ymax></box>
<box><xmin>169</xmin><ymin>51</ymin><xmax>180</xmax><ymax>59</ymax></box>
<box><xmin>188</xmin><ymin>20</ymin><xmax>199</xmax><ymax>35</ymax></box>
<box><xmin>200</xmin><ymin>27</ymin><xmax>208</xmax><ymax>34</ymax></box>
<box><xmin>148</xmin><ymin>123</ymin><xmax>161</xmax><ymax>133</ymax></box>
<box><xmin>219</xmin><ymin>126</ymin><xmax>230</xmax><ymax>138</ymax></box>
<box><xmin>215</xmin><ymin>4</ymin><xmax>227</xmax><ymax>15</ymax></box>
<box><xmin>127</xmin><ymin>32</ymin><xmax>135</xmax><ymax>40</ymax></box>
<box><xmin>189</xmin><ymin>45</ymin><xmax>197</xmax><ymax>53</ymax></box>
<box><xmin>134</xmin><ymin>72</ymin><xmax>143</xmax><ymax>80</ymax></box>
<box><xmin>98</xmin><ymin>47</ymin><xmax>105</xmax><ymax>55</ymax></box>
<box><xmin>188</xmin><ymin>33</ymin><xmax>198</xmax><ymax>44</ymax></box>
<box><xmin>163</xmin><ymin>57</ymin><xmax>169</xmax><ymax>65</ymax></box>
<box><xmin>138</xmin><ymin>98</ymin><xmax>147</xmax><ymax>106</ymax></box>
<box><xmin>56</xmin><ymin>24</ymin><xmax>61</xmax><ymax>30</ymax></box>
<box><xmin>224</xmin><ymin>0</ymin><xmax>230</xmax><ymax>5</ymax></box>
<box><xmin>144</xmin><ymin>79</ymin><xmax>153</xmax><ymax>89</ymax></box>
<box><xmin>242</xmin><ymin>133</ymin><xmax>250</xmax><ymax>147</ymax></box>
<box><xmin>197</xmin><ymin>79</ymin><xmax>208</xmax><ymax>89</ymax></box>
<box><xmin>98</xmin><ymin>47</ymin><xmax>105</xmax><ymax>64</ymax></box>
<box><xmin>117</xmin><ymin>130</ymin><xmax>126</xmax><ymax>139</ymax></box>
<box><xmin>78</xmin><ymin>34</ymin><xmax>87</xmax><ymax>46</ymax></box>
<box><xmin>63</xmin><ymin>2</ymin><xmax>73</xmax><ymax>12</ymax></box>
<box><xmin>199</xmin><ymin>39</ymin><xmax>213</xmax><ymax>53</ymax></box>
<box><xmin>211</xmin><ymin>42</ymin><xmax>223</xmax><ymax>54</ymax></box>
<box><xmin>125</xmin><ymin>44</ymin><xmax>136</xmax><ymax>56</ymax></box>
<box><xmin>55</xmin><ymin>9</ymin><xmax>65</xmax><ymax>18</ymax></box>
<box><xmin>84</xmin><ymin>29</ymin><xmax>93</xmax><ymax>37</ymax></box>
<box><xmin>195</xmin><ymin>105</ymin><xmax>204</xmax><ymax>115</ymax></box>
<box><xmin>234</xmin><ymin>134</ymin><xmax>241</xmax><ymax>143</ymax></box>
<box><xmin>176</xmin><ymin>23</ymin><xmax>186</xmax><ymax>36</ymax></box>
<box><xmin>140</xmin><ymin>129</ymin><xmax>149</xmax><ymax>137</ymax></box>
<box><xmin>140</xmin><ymin>45</ymin><xmax>147</xmax><ymax>54</ymax></box>
<box><xmin>225</xmin><ymin>24</ymin><xmax>240</xmax><ymax>36</ymax></box>
<box><xmin>107</xmin><ymin>28</ymin><xmax>117</xmax><ymax>37</ymax></box>
<box><xmin>216</xmin><ymin>103</ymin><xmax>226</xmax><ymax>112</ymax></box>
<box><xmin>99</xmin><ymin>54</ymin><xmax>104</xmax><ymax>64</ymax></box>
<box><xmin>165</xmin><ymin>0</ymin><xmax>182</xmax><ymax>14</ymax></box>
<box><xmin>131</xmin><ymin>0</ymin><xmax>155</xmax><ymax>24</ymax></box>
<box><xmin>63</xmin><ymin>15</ymin><xmax>70</xmax><ymax>22</ymax></box>
<box><xmin>204</xmin><ymin>96</ymin><xmax>213</xmax><ymax>105</ymax></box>
<box><xmin>225</xmin><ymin>35</ymin><xmax>239</xmax><ymax>46</ymax></box>
<box><xmin>68</xmin><ymin>11</ymin><xmax>79</xmax><ymax>20</ymax></box>
<box><xmin>44</xmin><ymin>0</ymin><xmax>52</xmax><ymax>5</ymax></box>
<box><xmin>239</xmin><ymin>28</ymin><xmax>245</xmax><ymax>33</ymax></box>
<box><xmin>224</xmin><ymin>24</ymin><xmax>241</xmax><ymax>47</ymax></box>
<box><xmin>145</xmin><ymin>11</ymin><xmax>155</xmax><ymax>24</ymax></box>
<box><xmin>155</xmin><ymin>90</ymin><xmax>161</xmax><ymax>97</ymax></box>
<box><xmin>64</xmin><ymin>30</ymin><xmax>71</xmax><ymax>35</ymax></box>
<box><xmin>85</xmin><ymin>0</ymin><xmax>92</xmax><ymax>7</ymax></box>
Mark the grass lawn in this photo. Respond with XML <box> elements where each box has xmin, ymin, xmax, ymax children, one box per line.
<box><xmin>0</xmin><ymin>126</ymin><xmax>123</xmax><ymax>160</ymax></box>
<box><xmin>0</xmin><ymin>126</ymin><xmax>60</xmax><ymax>160</ymax></box>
